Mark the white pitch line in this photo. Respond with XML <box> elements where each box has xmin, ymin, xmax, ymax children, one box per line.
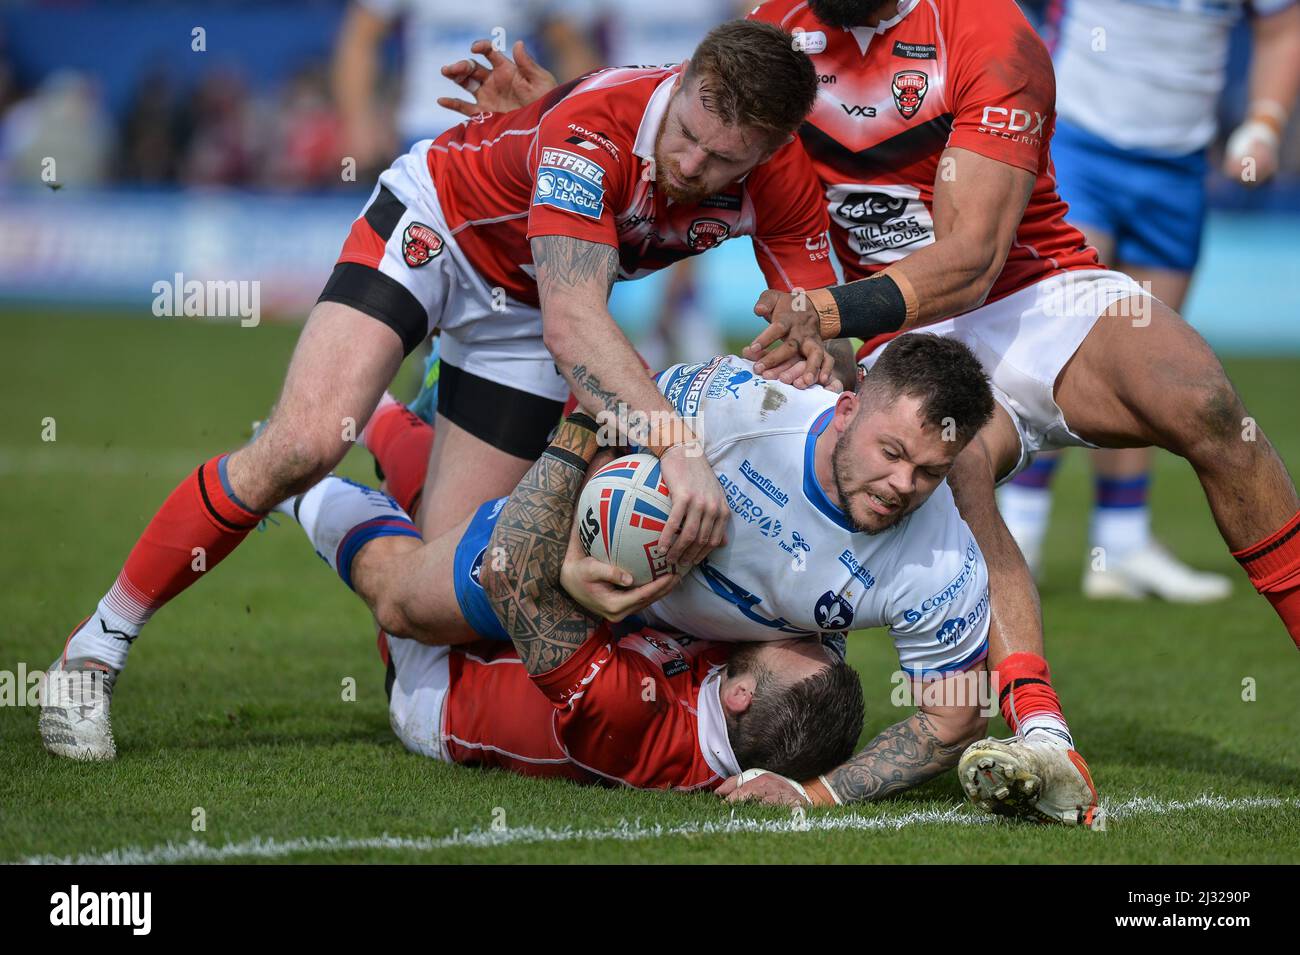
<box><xmin>11</xmin><ymin>795</ymin><xmax>1299</xmax><ymax>865</ymax></box>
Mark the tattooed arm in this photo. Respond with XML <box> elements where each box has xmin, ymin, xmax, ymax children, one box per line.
<box><xmin>719</xmin><ymin>675</ymin><xmax>987</xmax><ymax>807</ymax></box>
<box><xmin>531</xmin><ymin>234</ymin><xmax>729</xmax><ymax>567</ymax></box>
<box><xmin>480</xmin><ymin>417</ymin><xmax>603</xmax><ymax>675</ymax></box>
<box><xmin>826</xmin><ymin>706</ymin><xmax>984</xmax><ymax>803</ymax></box>
<box><xmin>531</xmin><ymin>234</ymin><xmax>675</xmax><ymax>425</ymax></box>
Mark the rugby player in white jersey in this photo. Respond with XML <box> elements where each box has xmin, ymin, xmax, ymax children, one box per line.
<box><xmin>261</xmin><ymin>334</ymin><xmax>1097</xmax><ymax>824</ymax></box>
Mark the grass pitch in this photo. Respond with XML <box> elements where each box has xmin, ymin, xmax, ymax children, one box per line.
<box><xmin>1</xmin><ymin>310</ymin><xmax>1298</xmax><ymax>864</ymax></box>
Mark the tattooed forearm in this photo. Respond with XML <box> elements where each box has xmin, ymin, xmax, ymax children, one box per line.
<box><xmin>569</xmin><ymin>363</ymin><xmax>620</xmax><ymax>413</ymax></box>
<box><xmin>531</xmin><ymin>235</ymin><xmax>619</xmax><ymax>301</ymax></box>
<box><xmin>827</xmin><ymin>711</ymin><xmax>968</xmax><ymax>803</ymax></box>
<box><xmin>482</xmin><ymin>420</ymin><xmax>602</xmax><ymax>675</ymax></box>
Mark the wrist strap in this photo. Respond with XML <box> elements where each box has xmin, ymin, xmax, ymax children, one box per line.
<box><xmin>803</xmin><ymin>775</ymin><xmax>843</xmax><ymax>806</ymax></box>
<box><xmin>542</xmin><ymin>446</ymin><xmax>590</xmax><ymax>473</ymax></box>
<box><xmin>565</xmin><ymin>411</ymin><xmax>599</xmax><ymax>434</ymax></box>
<box><xmin>827</xmin><ymin>274</ymin><xmax>911</xmax><ymax>341</ymax></box>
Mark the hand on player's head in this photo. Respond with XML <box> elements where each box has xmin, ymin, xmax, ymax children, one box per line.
<box><xmin>721</xmin><ymin>639</ymin><xmax>864</xmax><ymax>781</ymax></box>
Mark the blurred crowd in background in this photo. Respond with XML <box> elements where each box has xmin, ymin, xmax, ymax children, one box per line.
<box><xmin>1</xmin><ymin>0</ymin><xmax>1298</xmax><ymax>202</ymax></box>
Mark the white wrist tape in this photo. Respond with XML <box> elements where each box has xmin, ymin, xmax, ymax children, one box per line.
<box><xmin>1227</xmin><ymin>119</ymin><xmax>1280</xmax><ymax>162</ymax></box>
<box><xmin>735</xmin><ymin>768</ymin><xmax>811</xmax><ymax>804</ymax></box>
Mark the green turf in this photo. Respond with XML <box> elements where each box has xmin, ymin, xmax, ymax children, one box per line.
<box><xmin>1</xmin><ymin>310</ymin><xmax>1298</xmax><ymax>864</ymax></box>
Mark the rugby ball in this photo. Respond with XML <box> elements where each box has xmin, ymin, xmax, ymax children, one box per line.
<box><xmin>576</xmin><ymin>453</ymin><xmax>677</xmax><ymax>586</ymax></box>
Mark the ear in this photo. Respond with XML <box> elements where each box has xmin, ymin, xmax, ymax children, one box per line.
<box><xmin>720</xmin><ymin>673</ymin><xmax>757</xmax><ymax>716</ymax></box>
<box><xmin>833</xmin><ymin>389</ymin><xmax>858</xmax><ymax>433</ymax></box>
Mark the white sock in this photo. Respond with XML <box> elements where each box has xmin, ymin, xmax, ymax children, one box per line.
<box><xmin>1090</xmin><ymin>506</ymin><xmax>1150</xmax><ymax>564</ymax></box>
<box><xmin>997</xmin><ymin>484</ymin><xmax>1052</xmax><ymax>563</ymax></box>
<box><xmin>64</xmin><ymin>602</ymin><xmax>138</xmax><ymax>672</ymax></box>
<box><xmin>284</xmin><ymin>476</ymin><xmax>419</xmax><ymax>587</ymax></box>
<box><xmin>1022</xmin><ymin>717</ymin><xmax>1074</xmax><ymax>750</ymax></box>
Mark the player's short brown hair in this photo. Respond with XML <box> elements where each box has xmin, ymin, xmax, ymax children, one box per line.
<box><xmin>685</xmin><ymin>20</ymin><xmax>818</xmax><ymax>139</ymax></box>
<box><xmin>727</xmin><ymin>656</ymin><xmax>865</xmax><ymax>781</ymax></box>
<box><xmin>858</xmin><ymin>334</ymin><xmax>996</xmax><ymax>448</ymax></box>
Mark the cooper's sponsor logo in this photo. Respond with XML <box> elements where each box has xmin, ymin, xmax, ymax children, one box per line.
<box><xmin>934</xmin><ymin>587</ymin><xmax>990</xmax><ymax>647</ymax></box>
<box><xmin>903</xmin><ymin>539</ymin><xmax>979</xmax><ymax>624</ymax></box>
<box><xmin>837</xmin><ymin>549</ymin><xmax>876</xmax><ymax>589</ymax></box>
<box><xmin>892</xmin><ymin>40</ymin><xmax>937</xmax><ymax>59</ymax></box>
<box><xmin>817</xmin><ymin>73</ymin><xmax>837</xmax><ymax>85</ymax></box>
<box><xmin>814</xmin><ymin>590</ymin><xmax>855</xmax><ymax>630</ymax></box>
<box><xmin>739</xmin><ymin>459</ymin><xmax>790</xmax><ymax>508</ymax></box>
<box><xmin>977</xmin><ymin>106</ymin><xmax>1047</xmax><ymax>147</ymax></box>
<box><xmin>829</xmin><ymin>183</ymin><xmax>933</xmax><ymax>260</ymax></box>
<box><xmin>891</xmin><ymin>70</ymin><xmax>928</xmax><ymax>118</ymax></box>
<box><xmin>402</xmin><ymin>222</ymin><xmax>443</xmax><ymax>267</ymax></box>
<box><xmin>840</xmin><ymin>104</ymin><xmax>877</xmax><ymax>118</ymax></box>
<box><xmin>687</xmin><ymin>217</ymin><xmax>730</xmax><ymax>251</ymax></box>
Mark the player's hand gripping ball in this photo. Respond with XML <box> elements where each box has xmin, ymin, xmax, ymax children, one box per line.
<box><xmin>576</xmin><ymin>453</ymin><xmax>679</xmax><ymax>586</ymax></box>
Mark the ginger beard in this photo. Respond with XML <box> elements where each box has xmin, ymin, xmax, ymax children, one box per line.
<box><xmin>652</xmin><ymin>108</ymin><xmax>711</xmax><ymax>205</ymax></box>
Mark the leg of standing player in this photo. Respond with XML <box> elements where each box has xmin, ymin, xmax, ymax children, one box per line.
<box><xmin>40</xmin><ymin>301</ymin><xmax>404</xmax><ymax>760</ymax></box>
<box><xmin>993</xmin><ymin>226</ymin><xmax>1122</xmax><ymax>574</ymax></box>
<box><xmin>1055</xmin><ymin>295</ymin><xmax>1300</xmax><ymax>644</ymax></box>
<box><xmin>66</xmin><ymin>299</ymin><xmax>402</xmax><ymax>670</ymax></box>
<box><xmin>1080</xmin><ymin>265</ymin><xmax>1227</xmax><ymax>602</ymax></box>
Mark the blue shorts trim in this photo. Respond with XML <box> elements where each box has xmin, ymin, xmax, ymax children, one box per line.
<box><xmin>1052</xmin><ymin>118</ymin><xmax>1207</xmax><ymax>272</ymax></box>
<box><xmin>453</xmin><ymin>498</ymin><xmax>511</xmax><ymax>641</ymax></box>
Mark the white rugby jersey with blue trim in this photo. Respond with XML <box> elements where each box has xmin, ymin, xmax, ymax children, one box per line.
<box><xmin>639</xmin><ymin>355</ymin><xmax>990</xmax><ymax>677</ymax></box>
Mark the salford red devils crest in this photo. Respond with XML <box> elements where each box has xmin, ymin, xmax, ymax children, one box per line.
<box><xmin>402</xmin><ymin>222</ymin><xmax>444</xmax><ymax>267</ymax></box>
<box><xmin>687</xmin><ymin>217</ymin><xmax>730</xmax><ymax>252</ymax></box>
<box><xmin>891</xmin><ymin>70</ymin><xmax>928</xmax><ymax>119</ymax></box>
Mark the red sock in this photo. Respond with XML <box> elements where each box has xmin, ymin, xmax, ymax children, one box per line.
<box><xmin>1233</xmin><ymin>509</ymin><xmax>1300</xmax><ymax>649</ymax></box>
<box><xmin>995</xmin><ymin>651</ymin><xmax>1073</xmax><ymax>746</ymax></box>
<box><xmin>104</xmin><ymin>454</ymin><xmax>264</xmax><ymax>628</ymax></box>
<box><xmin>364</xmin><ymin>402</ymin><xmax>434</xmax><ymax>514</ymax></box>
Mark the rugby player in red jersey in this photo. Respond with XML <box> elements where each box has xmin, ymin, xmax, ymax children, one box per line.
<box><xmin>381</xmin><ymin>412</ymin><xmax>864</xmax><ymax>792</ymax></box>
<box><xmin>41</xmin><ymin>21</ymin><xmax>846</xmax><ymax>763</ymax></box>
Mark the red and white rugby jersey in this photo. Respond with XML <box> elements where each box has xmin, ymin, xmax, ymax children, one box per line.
<box><xmin>442</xmin><ymin>626</ymin><xmax>739</xmax><ymax>791</ymax></box>
<box><xmin>425</xmin><ymin>65</ymin><xmax>836</xmax><ymax>307</ymax></box>
<box><xmin>751</xmin><ymin>0</ymin><xmax>1101</xmax><ymax>303</ymax></box>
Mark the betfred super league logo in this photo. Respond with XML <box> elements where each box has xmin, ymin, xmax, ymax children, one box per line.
<box><xmin>402</xmin><ymin>222</ymin><xmax>444</xmax><ymax>267</ymax></box>
<box><xmin>891</xmin><ymin>70</ymin><xmax>928</xmax><ymax>119</ymax></box>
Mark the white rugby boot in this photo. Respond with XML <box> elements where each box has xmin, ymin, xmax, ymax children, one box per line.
<box><xmin>959</xmin><ymin>737</ymin><xmax>1099</xmax><ymax>827</ymax></box>
<box><xmin>1082</xmin><ymin>540</ymin><xmax>1231</xmax><ymax>603</ymax></box>
<box><xmin>39</xmin><ymin>654</ymin><xmax>119</xmax><ymax>761</ymax></box>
